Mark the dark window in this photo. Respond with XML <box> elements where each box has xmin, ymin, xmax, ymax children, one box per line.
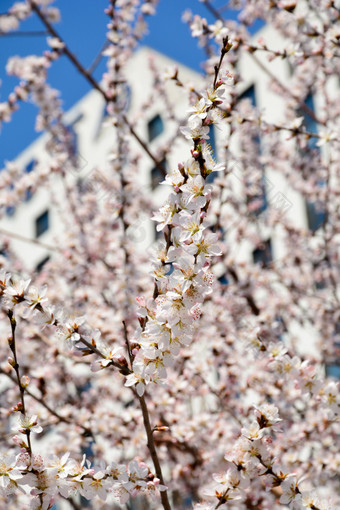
<box><xmin>206</xmin><ymin>125</ymin><xmax>217</xmax><ymax>184</ymax></box>
<box><xmin>300</xmin><ymin>94</ymin><xmax>325</xmax><ymax>231</ymax></box>
<box><xmin>151</xmin><ymin>159</ymin><xmax>167</xmax><ymax>190</ymax></box>
<box><xmin>66</xmin><ymin>124</ymin><xmax>78</xmax><ymax>157</ymax></box>
<box><xmin>253</xmin><ymin>239</ymin><xmax>272</xmax><ymax>267</ymax></box>
<box><xmin>325</xmin><ymin>364</ymin><xmax>340</xmax><ymax>379</ymax></box>
<box><xmin>25</xmin><ymin>160</ymin><xmax>35</xmax><ymax>173</ymax></box>
<box><xmin>6</xmin><ymin>206</ymin><xmax>15</xmax><ymax>217</ymax></box>
<box><xmin>25</xmin><ymin>159</ymin><xmax>36</xmax><ymax>201</ymax></box>
<box><xmin>218</xmin><ymin>274</ymin><xmax>229</xmax><ymax>285</ymax></box>
<box><xmin>209</xmin><ymin>124</ymin><xmax>216</xmax><ymax>157</ymax></box>
<box><xmin>63</xmin><ymin>114</ymin><xmax>83</xmax><ymax>170</ymax></box>
<box><xmin>120</xmin><ymin>83</ymin><xmax>131</xmax><ymax>113</ymax></box>
<box><xmin>246</xmin><ymin>174</ymin><xmax>268</xmax><ymax>216</ymax></box>
<box><xmin>239</xmin><ymin>84</ymin><xmax>256</xmax><ymax>106</ymax></box>
<box><xmin>35</xmin><ymin>210</ymin><xmax>49</xmax><ymax>238</ymax></box>
<box><xmin>36</xmin><ymin>256</ymin><xmax>50</xmax><ymax>272</ymax></box>
<box><xmin>148</xmin><ymin>114</ymin><xmax>164</xmax><ymax>141</ymax></box>
<box><xmin>302</xmin><ymin>93</ymin><xmax>318</xmax><ymax>150</ymax></box>
<box><xmin>306</xmin><ymin>196</ymin><xmax>326</xmax><ymax>232</ymax></box>
<box><xmin>6</xmin><ymin>183</ymin><xmax>16</xmax><ymax>216</ymax></box>
<box><xmin>239</xmin><ymin>85</ymin><xmax>266</xmax><ymax>215</ymax></box>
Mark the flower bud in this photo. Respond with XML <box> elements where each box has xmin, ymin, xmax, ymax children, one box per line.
<box><xmin>154</xmin><ymin>426</ymin><xmax>169</xmax><ymax>432</ymax></box>
<box><xmin>21</xmin><ymin>376</ymin><xmax>30</xmax><ymax>388</ymax></box>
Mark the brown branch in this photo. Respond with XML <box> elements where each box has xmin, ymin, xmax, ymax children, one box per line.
<box><xmin>0</xmin><ymin>367</ymin><xmax>94</xmax><ymax>439</ymax></box>
<box><xmin>7</xmin><ymin>310</ymin><xmax>33</xmax><ymax>455</ymax></box>
<box><xmin>29</xmin><ymin>1</ymin><xmax>167</xmax><ymax>177</ymax></box>
<box><xmin>138</xmin><ymin>394</ymin><xmax>172</xmax><ymax>510</ymax></box>
<box><xmin>201</xmin><ymin>0</ymin><xmax>224</xmax><ymax>21</ymax></box>
<box><xmin>123</xmin><ymin>320</ymin><xmax>133</xmax><ymax>369</ymax></box>
<box><xmin>249</xmin><ymin>53</ymin><xmax>326</xmax><ymax>126</ymax></box>
<box><xmin>77</xmin><ymin>335</ymin><xmax>131</xmax><ymax>376</ymax></box>
<box><xmin>201</xmin><ymin>0</ymin><xmax>326</xmax><ymax>127</ymax></box>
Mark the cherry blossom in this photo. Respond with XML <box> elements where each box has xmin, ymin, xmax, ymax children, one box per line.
<box><xmin>0</xmin><ymin>1</ymin><xmax>339</xmax><ymax>509</ymax></box>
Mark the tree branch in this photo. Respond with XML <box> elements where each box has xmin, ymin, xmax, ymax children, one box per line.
<box><xmin>29</xmin><ymin>1</ymin><xmax>167</xmax><ymax>177</ymax></box>
<box><xmin>138</xmin><ymin>394</ymin><xmax>172</xmax><ymax>510</ymax></box>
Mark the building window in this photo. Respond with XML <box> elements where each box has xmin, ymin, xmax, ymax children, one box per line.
<box><xmin>299</xmin><ymin>94</ymin><xmax>325</xmax><ymax>231</ymax></box>
<box><xmin>25</xmin><ymin>159</ymin><xmax>36</xmax><ymax>201</ymax></box>
<box><xmin>301</xmin><ymin>93</ymin><xmax>318</xmax><ymax>149</ymax></box>
<box><xmin>63</xmin><ymin>114</ymin><xmax>83</xmax><ymax>169</ymax></box>
<box><xmin>239</xmin><ymin>84</ymin><xmax>256</xmax><ymax>106</ymax></box>
<box><xmin>206</xmin><ymin>125</ymin><xmax>217</xmax><ymax>184</ymax></box>
<box><xmin>6</xmin><ymin>183</ymin><xmax>16</xmax><ymax>216</ymax></box>
<box><xmin>148</xmin><ymin>114</ymin><xmax>164</xmax><ymax>141</ymax></box>
<box><xmin>151</xmin><ymin>159</ymin><xmax>167</xmax><ymax>190</ymax></box>
<box><xmin>218</xmin><ymin>274</ymin><xmax>228</xmax><ymax>285</ymax></box>
<box><xmin>66</xmin><ymin>124</ymin><xmax>78</xmax><ymax>158</ymax></box>
<box><xmin>246</xmin><ymin>174</ymin><xmax>268</xmax><ymax>216</ymax></box>
<box><xmin>238</xmin><ymin>85</ymin><xmax>266</xmax><ymax>215</ymax></box>
<box><xmin>253</xmin><ymin>239</ymin><xmax>272</xmax><ymax>267</ymax></box>
<box><xmin>25</xmin><ymin>160</ymin><xmax>35</xmax><ymax>173</ymax></box>
<box><xmin>209</xmin><ymin>124</ymin><xmax>216</xmax><ymax>157</ymax></box>
<box><xmin>325</xmin><ymin>364</ymin><xmax>340</xmax><ymax>379</ymax></box>
<box><xmin>36</xmin><ymin>256</ymin><xmax>50</xmax><ymax>272</ymax></box>
<box><xmin>306</xmin><ymin>197</ymin><xmax>325</xmax><ymax>232</ymax></box>
<box><xmin>35</xmin><ymin>210</ymin><xmax>49</xmax><ymax>238</ymax></box>
<box><xmin>6</xmin><ymin>206</ymin><xmax>15</xmax><ymax>217</ymax></box>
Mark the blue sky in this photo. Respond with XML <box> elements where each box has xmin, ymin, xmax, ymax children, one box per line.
<box><xmin>0</xmin><ymin>1</ymin><xmax>241</xmax><ymax>167</ymax></box>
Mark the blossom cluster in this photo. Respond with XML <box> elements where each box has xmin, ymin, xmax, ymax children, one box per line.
<box><xmin>124</xmin><ymin>79</ymin><xmax>229</xmax><ymax>395</ymax></box>
<box><xmin>197</xmin><ymin>404</ymin><xmax>335</xmax><ymax>510</ymax></box>
<box><xmin>1</xmin><ymin>1</ymin><xmax>340</xmax><ymax>510</ymax></box>
<box><xmin>1</xmin><ymin>449</ymin><xmax>165</xmax><ymax>508</ymax></box>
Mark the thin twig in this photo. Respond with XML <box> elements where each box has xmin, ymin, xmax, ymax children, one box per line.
<box><xmin>0</xmin><ymin>228</ymin><xmax>59</xmax><ymax>252</ymax></box>
<box><xmin>0</xmin><ymin>367</ymin><xmax>94</xmax><ymax>439</ymax></box>
<box><xmin>122</xmin><ymin>320</ymin><xmax>133</xmax><ymax>369</ymax></box>
<box><xmin>87</xmin><ymin>40</ymin><xmax>110</xmax><ymax>75</ymax></box>
<box><xmin>29</xmin><ymin>1</ymin><xmax>167</xmax><ymax>177</ymax></box>
<box><xmin>249</xmin><ymin>52</ymin><xmax>326</xmax><ymax>126</ymax></box>
<box><xmin>201</xmin><ymin>0</ymin><xmax>326</xmax><ymax>126</ymax></box>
